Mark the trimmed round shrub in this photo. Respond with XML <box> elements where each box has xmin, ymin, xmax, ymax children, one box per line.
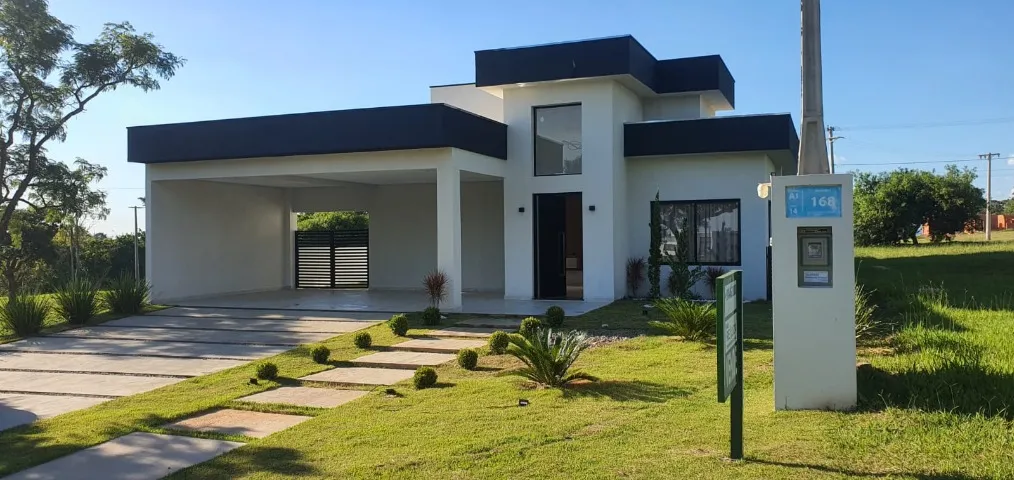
<box><xmin>311</xmin><ymin>345</ymin><xmax>330</xmax><ymax>364</ymax></box>
<box><xmin>413</xmin><ymin>366</ymin><xmax>438</xmax><ymax>389</ymax></box>
<box><xmin>457</xmin><ymin>348</ymin><xmax>479</xmax><ymax>370</ymax></box>
<box><xmin>422</xmin><ymin>306</ymin><xmax>441</xmax><ymax>326</ymax></box>
<box><xmin>545</xmin><ymin>305</ymin><xmax>565</xmax><ymax>328</ymax></box>
<box><xmin>255</xmin><ymin>362</ymin><xmax>278</xmax><ymax>381</ymax></box>
<box><xmin>519</xmin><ymin>316</ymin><xmax>542</xmax><ymax>338</ymax></box>
<box><xmin>388</xmin><ymin>314</ymin><xmax>409</xmax><ymax>336</ymax></box>
<box><xmin>488</xmin><ymin>331</ymin><xmax>509</xmax><ymax>355</ymax></box>
<box><xmin>354</xmin><ymin>331</ymin><xmax>372</xmax><ymax>349</ymax></box>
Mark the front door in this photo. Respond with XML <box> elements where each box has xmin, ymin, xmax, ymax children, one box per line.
<box><xmin>534</xmin><ymin>193</ymin><xmax>568</xmax><ymax>299</ymax></box>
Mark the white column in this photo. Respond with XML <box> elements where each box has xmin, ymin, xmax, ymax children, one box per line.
<box><xmin>437</xmin><ymin>165</ymin><xmax>463</xmax><ymax>310</ymax></box>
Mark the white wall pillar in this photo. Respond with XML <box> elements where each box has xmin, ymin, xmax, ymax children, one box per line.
<box><xmin>437</xmin><ymin>165</ymin><xmax>463</xmax><ymax>310</ymax></box>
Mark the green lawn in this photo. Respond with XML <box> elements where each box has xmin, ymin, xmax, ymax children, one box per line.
<box><xmin>2</xmin><ymin>241</ymin><xmax>1013</xmax><ymax>478</ymax></box>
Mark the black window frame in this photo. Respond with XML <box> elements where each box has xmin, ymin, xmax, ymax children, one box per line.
<box><xmin>532</xmin><ymin>103</ymin><xmax>582</xmax><ymax>177</ymax></box>
<box><xmin>654</xmin><ymin>198</ymin><xmax>742</xmax><ymax>266</ymax></box>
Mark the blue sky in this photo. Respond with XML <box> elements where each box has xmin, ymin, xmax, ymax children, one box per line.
<box><xmin>44</xmin><ymin>0</ymin><xmax>1014</xmax><ymax>234</ymax></box>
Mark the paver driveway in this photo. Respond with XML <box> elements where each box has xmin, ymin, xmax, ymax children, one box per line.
<box><xmin>0</xmin><ymin>307</ymin><xmax>381</xmax><ymax>431</ymax></box>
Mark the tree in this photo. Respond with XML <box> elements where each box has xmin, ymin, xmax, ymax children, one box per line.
<box><xmin>37</xmin><ymin>159</ymin><xmax>109</xmax><ymax>281</ymax></box>
<box><xmin>296</xmin><ymin>211</ymin><xmax>369</xmax><ymax>231</ymax></box>
<box><xmin>647</xmin><ymin>191</ymin><xmax>662</xmax><ymax>299</ymax></box>
<box><xmin>925</xmin><ymin>166</ymin><xmax>985</xmax><ymax>242</ymax></box>
<box><xmin>0</xmin><ymin>208</ymin><xmax>58</xmax><ymax>295</ymax></box>
<box><xmin>0</xmin><ymin>0</ymin><xmax>183</xmax><ymax>271</ymax></box>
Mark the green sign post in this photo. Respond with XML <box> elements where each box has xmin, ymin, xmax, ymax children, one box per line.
<box><xmin>716</xmin><ymin>270</ymin><xmax>744</xmax><ymax>460</ymax></box>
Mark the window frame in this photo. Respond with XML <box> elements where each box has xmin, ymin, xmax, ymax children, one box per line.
<box><xmin>532</xmin><ymin>103</ymin><xmax>582</xmax><ymax>177</ymax></box>
<box><xmin>654</xmin><ymin>198</ymin><xmax>742</xmax><ymax>266</ymax></box>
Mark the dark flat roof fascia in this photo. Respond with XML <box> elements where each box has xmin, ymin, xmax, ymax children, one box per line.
<box><xmin>128</xmin><ymin>104</ymin><xmax>508</xmax><ymax>164</ymax></box>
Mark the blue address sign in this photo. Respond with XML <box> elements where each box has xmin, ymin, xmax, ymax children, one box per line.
<box><xmin>785</xmin><ymin>185</ymin><xmax>842</xmax><ymax>218</ymax></box>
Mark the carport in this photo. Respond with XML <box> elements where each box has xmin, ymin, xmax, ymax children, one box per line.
<box><xmin>129</xmin><ymin>104</ymin><xmax>508</xmax><ymax>310</ymax></box>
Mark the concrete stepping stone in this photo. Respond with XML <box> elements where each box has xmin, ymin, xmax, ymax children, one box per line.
<box><xmin>391</xmin><ymin>338</ymin><xmax>487</xmax><ymax>353</ymax></box>
<box><xmin>0</xmin><ymin>352</ymin><xmax>243</xmax><ymax>377</ymax></box>
<box><xmin>52</xmin><ymin>326</ymin><xmax>334</xmax><ymax>346</ymax></box>
<box><xmin>429</xmin><ymin>326</ymin><xmax>500</xmax><ymax>338</ymax></box>
<box><xmin>0</xmin><ymin>393</ymin><xmax>108</xmax><ymax>431</ymax></box>
<box><xmin>158</xmin><ymin>307</ymin><xmax>385</xmax><ymax>322</ymax></box>
<box><xmin>164</xmin><ymin>408</ymin><xmax>311</xmax><ymax>439</ymax></box>
<box><xmin>2</xmin><ymin>432</ymin><xmax>243</xmax><ymax>480</ymax></box>
<box><xmin>105</xmin><ymin>315</ymin><xmax>374</xmax><ymax>333</ymax></box>
<box><xmin>350</xmin><ymin>351</ymin><xmax>456</xmax><ymax>369</ymax></box>
<box><xmin>300</xmin><ymin>367</ymin><xmax>414</xmax><ymax>386</ymax></box>
<box><xmin>238</xmin><ymin>386</ymin><xmax>367</xmax><ymax>408</ymax></box>
<box><xmin>454</xmin><ymin>318</ymin><xmax>521</xmax><ymax>329</ymax></box>
<box><xmin>0</xmin><ymin>371</ymin><xmax>178</xmax><ymax>397</ymax></box>
<box><xmin>0</xmin><ymin>337</ymin><xmax>290</xmax><ymax>360</ymax></box>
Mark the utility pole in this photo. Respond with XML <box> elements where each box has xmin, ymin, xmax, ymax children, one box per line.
<box><xmin>979</xmin><ymin>153</ymin><xmax>999</xmax><ymax>241</ymax></box>
<box><xmin>827</xmin><ymin>126</ymin><xmax>844</xmax><ymax>174</ymax></box>
<box><xmin>129</xmin><ymin>205</ymin><xmax>144</xmax><ymax>279</ymax></box>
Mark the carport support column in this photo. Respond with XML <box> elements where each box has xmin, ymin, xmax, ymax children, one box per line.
<box><xmin>437</xmin><ymin>165</ymin><xmax>462</xmax><ymax>310</ymax></box>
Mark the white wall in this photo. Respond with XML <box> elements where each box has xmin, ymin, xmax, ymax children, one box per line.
<box><xmin>611</xmin><ymin>83</ymin><xmax>643</xmax><ymax>298</ymax></box>
<box><xmin>288</xmin><ymin>181</ymin><xmax>504</xmax><ymax>292</ymax></box>
<box><xmin>501</xmin><ymin>80</ymin><xmax>635</xmax><ymax>301</ymax></box>
<box><xmin>626</xmin><ymin>153</ymin><xmax>772</xmax><ymax>301</ymax></box>
<box><xmin>430</xmin><ymin>84</ymin><xmax>504</xmax><ymax>122</ymax></box>
<box><xmin>146</xmin><ymin>179</ymin><xmax>287</xmax><ymax>302</ymax></box>
<box><xmin>642</xmin><ymin>94</ymin><xmax>704</xmax><ymax>121</ymax></box>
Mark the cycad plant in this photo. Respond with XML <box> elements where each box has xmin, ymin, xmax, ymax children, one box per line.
<box><xmin>54</xmin><ymin>278</ymin><xmax>101</xmax><ymax>325</ymax></box>
<box><xmin>649</xmin><ymin>297</ymin><xmax>715</xmax><ymax>341</ymax></box>
<box><xmin>506</xmin><ymin>327</ymin><xmax>597</xmax><ymax>388</ymax></box>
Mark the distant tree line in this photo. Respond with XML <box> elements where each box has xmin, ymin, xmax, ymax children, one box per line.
<box><xmin>854</xmin><ymin>166</ymin><xmax>985</xmax><ymax>246</ymax></box>
<box><xmin>297</xmin><ymin>211</ymin><xmax>369</xmax><ymax>231</ymax></box>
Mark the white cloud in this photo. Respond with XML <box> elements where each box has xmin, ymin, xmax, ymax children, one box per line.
<box><xmin>1007</xmin><ymin>156</ymin><xmax>1014</xmax><ymax>166</ymax></box>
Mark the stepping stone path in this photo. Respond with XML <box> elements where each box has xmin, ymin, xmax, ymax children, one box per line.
<box><xmin>238</xmin><ymin>386</ymin><xmax>367</xmax><ymax>408</ymax></box>
<box><xmin>164</xmin><ymin>409</ymin><xmax>312</xmax><ymax>439</ymax></box>
<box><xmin>5</xmin><ymin>315</ymin><xmax>486</xmax><ymax>478</ymax></box>
<box><xmin>3</xmin><ymin>432</ymin><xmax>243</xmax><ymax>480</ymax></box>
<box><xmin>391</xmin><ymin>338</ymin><xmax>487</xmax><ymax>353</ymax></box>
<box><xmin>0</xmin><ymin>393</ymin><xmax>107</xmax><ymax>431</ymax></box>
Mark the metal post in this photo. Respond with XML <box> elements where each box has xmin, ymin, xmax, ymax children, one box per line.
<box><xmin>130</xmin><ymin>205</ymin><xmax>144</xmax><ymax>279</ymax></box>
<box><xmin>827</xmin><ymin>126</ymin><xmax>843</xmax><ymax>175</ymax></box>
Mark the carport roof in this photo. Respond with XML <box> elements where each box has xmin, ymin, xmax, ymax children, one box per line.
<box><xmin>128</xmin><ymin>103</ymin><xmax>508</xmax><ymax>164</ymax></box>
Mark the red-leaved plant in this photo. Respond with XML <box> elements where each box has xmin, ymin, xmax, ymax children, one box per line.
<box><xmin>422</xmin><ymin>269</ymin><xmax>449</xmax><ymax>307</ymax></box>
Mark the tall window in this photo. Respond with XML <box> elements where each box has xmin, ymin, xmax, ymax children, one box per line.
<box><xmin>657</xmin><ymin>199</ymin><xmax>741</xmax><ymax>265</ymax></box>
<box><xmin>534</xmin><ymin>104</ymin><xmax>582</xmax><ymax>176</ymax></box>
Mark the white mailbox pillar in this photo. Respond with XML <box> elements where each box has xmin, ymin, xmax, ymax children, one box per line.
<box><xmin>771</xmin><ymin>173</ymin><xmax>856</xmax><ymax>410</ymax></box>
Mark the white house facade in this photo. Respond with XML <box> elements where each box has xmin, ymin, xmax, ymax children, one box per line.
<box><xmin>130</xmin><ymin>35</ymin><xmax>798</xmax><ymax>309</ymax></box>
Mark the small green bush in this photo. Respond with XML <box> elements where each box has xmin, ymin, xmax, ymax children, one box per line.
<box><xmin>311</xmin><ymin>345</ymin><xmax>330</xmax><ymax>364</ymax></box>
<box><xmin>0</xmin><ymin>294</ymin><xmax>50</xmax><ymax>337</ymax></box>
<box><xmin>388</xmin><ymin>314</ymin><xmax>409</xmax><ymax>336</ymax></box>
<box><xmin>422</xmin><ymin>306</ymin><xmax>441</xmax><ymax>326</ymax></box>
<box><xmin>545</xmin><ymin>305</ymin><xmax>565</xmax><ymax>328</ymax></box>
<box><xmin>413</xmin><ymin>366</ymin><xmax>437</xmax><ymax>389</ymax></box>
<box><xmin>488</xmin><ymin>331</ymin><xmax>509</xmax><ymax>355</ymax></box>
<box><xmin>457</xmin><ymin>348</ymin><xmax>479</xmax><ymax>370</ymax></box>
<box><xmin>255</xmin><ymin>362</ymin><xmax>278</xmax><ymax>380</ymax></box>
<box><xmin>102</xmin><ymin>274</ymin><xmax>151</xmax><ymax>315</ymax></box>
<box><xmin>519</xmin><ymin>316</ymin><xmax>542</xmax><ymax>338</ymax></box>
<box><xmin>354</xmin><ymin>331</ymin><xmax>372</xmax><ymax>348</ymax></box>
<box><xmin>54</xmin><ymin>279</ymin><xmax>100</xmax><ymax>325</ymax></box>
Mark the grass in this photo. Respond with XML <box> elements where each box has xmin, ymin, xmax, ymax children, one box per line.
<box><xmin>1</xmin><ymin>241</ymin><xmax>1013</xmax><ymax>478</ymax></box>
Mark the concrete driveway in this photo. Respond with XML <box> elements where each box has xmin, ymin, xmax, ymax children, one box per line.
<box><xmin>0</xmin><ymin>307</ymin><xmax>381</xmax><ymax>431</ymax></box>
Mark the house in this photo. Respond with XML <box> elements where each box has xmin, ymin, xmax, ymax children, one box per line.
<box><xmin>128</xmin><ymin>35</ymin><xmax>798</xmax><ymax>311</ymax></box>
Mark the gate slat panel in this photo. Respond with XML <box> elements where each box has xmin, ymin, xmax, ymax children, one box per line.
<box><xmin>295</xmin><ymin>229</ymin><xmax>369</xmax><ymax>289</ymax></box>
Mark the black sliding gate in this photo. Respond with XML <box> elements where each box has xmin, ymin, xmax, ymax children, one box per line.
<box><xmin>295</xmin><ymin>230</ymin><xmax>369</xmax><ymax>289</ymax></box>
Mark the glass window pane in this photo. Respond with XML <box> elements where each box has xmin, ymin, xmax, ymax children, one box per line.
<box><xmin>659</xmin><ymin>202</ymin><xmax>693</xmax><ymax>261</ymax></box>
<box><xmin>695</xmin><ymin>201</ymin><xmax>739</xmax><ymax>264</ymax></box>
<box><xmin>534</xmin><ymin>105</ymin><xmax>581</xmax><ymax>176</ymax></box>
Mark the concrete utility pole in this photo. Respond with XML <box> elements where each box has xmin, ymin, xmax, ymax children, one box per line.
<box><xmin>827</xmin><ymin>126</ymin><xmax>844</xmax><ymax>174</ymax></box>
<box><xmin>129</xmin><ymin>205</ymin><xmax>144</xmax><ymax>279</ymax></box>
<box><xmin>979</xmin><ymin>153</ymin><xmax>999</xmax><ymax>241</ymax></box>
<box><xmin>798</xmin><ymin>0</ymin><xmax>830</xmax><ymax>175</ymax></box>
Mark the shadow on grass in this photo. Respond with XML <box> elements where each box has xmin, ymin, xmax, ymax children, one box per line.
<box><xmin>856</xmin><ymin>361</ymin><xmax>1014</xmax><ymax>420</ymax></box>
<box><xmin>167</xmin><ymin>445</ymin><xmax>319</xmax><ymax>479</ymax></box>
<box><xmin>748</xmin><ymin>458</ymin><xmax>979</xmax><ymax>479</ymax></box>
<box><xmin>561</xmin><ymin>380</ymin><xmax>691</xmax><ymax>403</ymax></box>
<box><xmin>428</xmin><ymin>382</ymin><xmax>456</xmax><ymax>389</ymax></box>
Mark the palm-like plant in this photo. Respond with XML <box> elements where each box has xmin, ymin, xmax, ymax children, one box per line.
<box><xmin>648</xmin><ymin>297</ymin><xmax>715</xmax><ymax>341</ymax></box>
<box><xmin>506</xmin><ymin>327</ymin><xmax>597</xmax><ymax>387</ymax></box>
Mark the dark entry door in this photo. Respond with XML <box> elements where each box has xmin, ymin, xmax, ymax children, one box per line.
<box><xmin>534</xmin><ymin>194</ymin><xmax>567</xmax><ymax>299</ymax></box>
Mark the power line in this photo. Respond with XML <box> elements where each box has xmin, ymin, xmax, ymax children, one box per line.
<box><xmin>838</xmin><ymin>117</ymin><xmax>1014</xmax><ymax>131</ymax></box>
<box><xmin>843</xmin><ymin>158</ymin><xmax>984</xmax><ymax>166</ymax></box>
